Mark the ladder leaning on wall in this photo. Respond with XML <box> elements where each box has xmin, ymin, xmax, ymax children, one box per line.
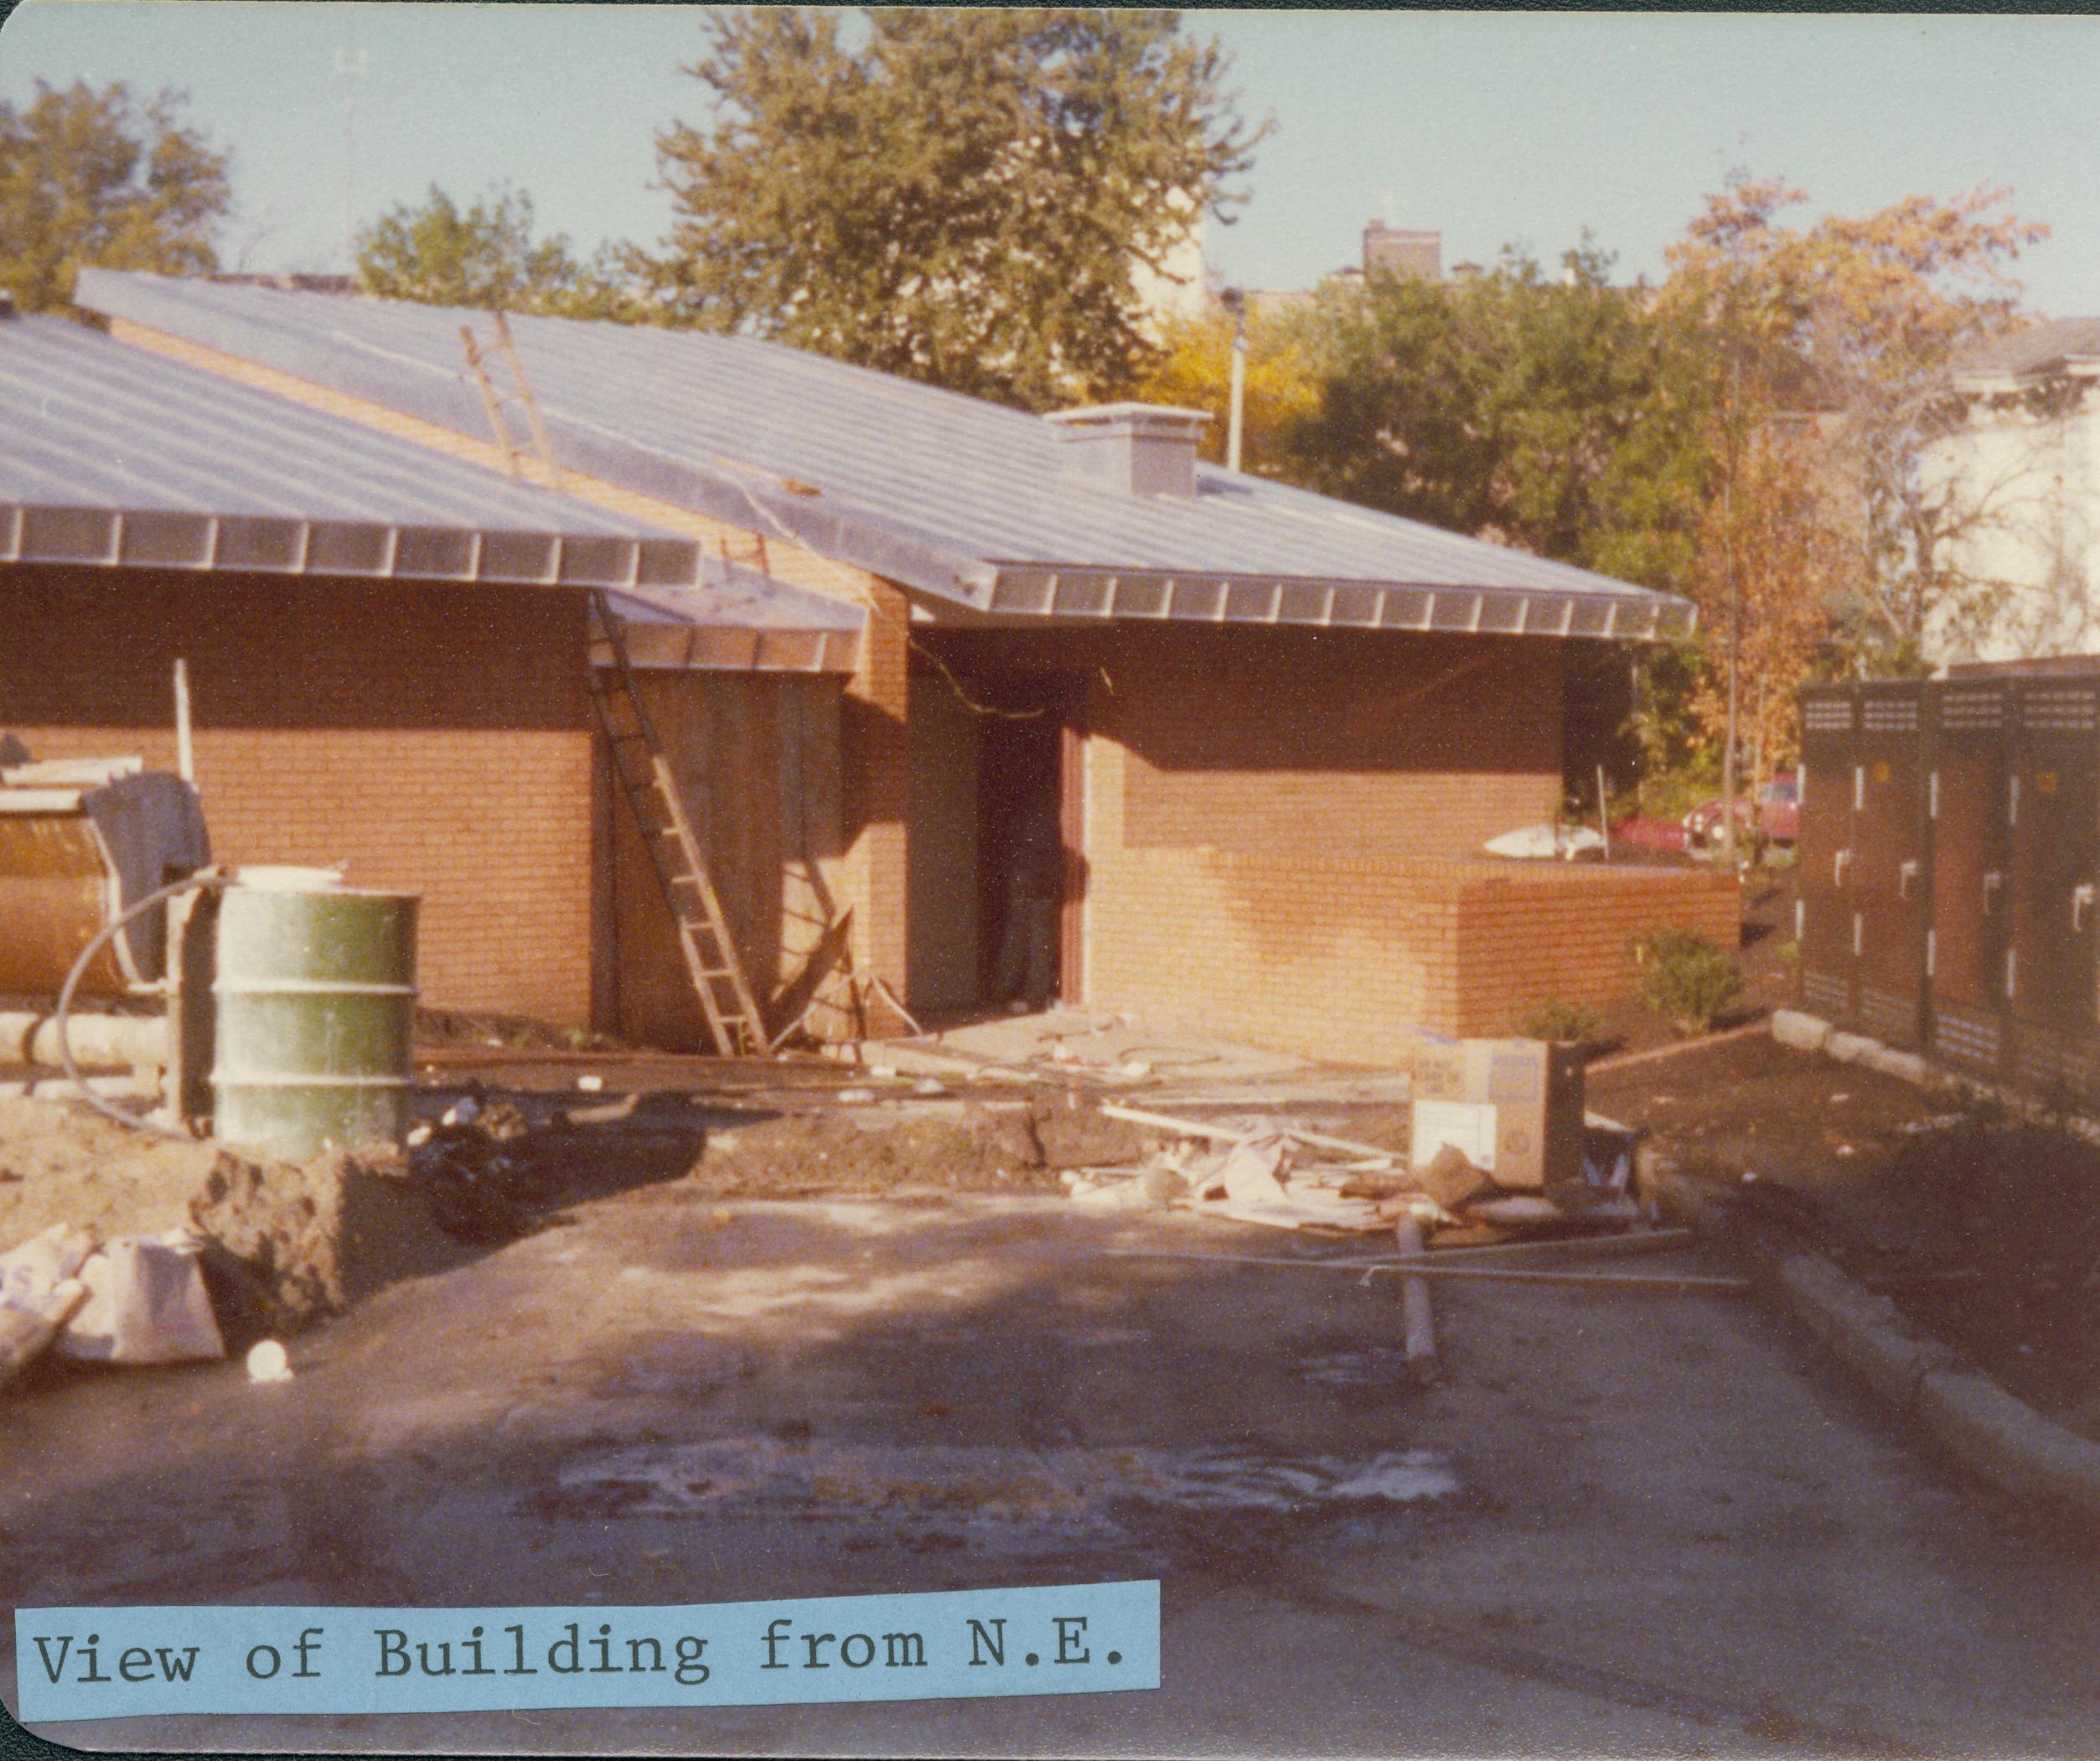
<box><xmin>584</xmin><ymin>593</ymin><xmax>769</xmax><ymax>1058</ymax></box>
<box><xmin>458</xmin><ymin>312</ymin><xmax>770</xmax><ymax>1057</ymax></box>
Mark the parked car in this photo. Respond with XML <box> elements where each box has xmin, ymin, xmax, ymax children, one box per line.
<box><xmin>1684</xmin><ymin>772</ymin><xmax>1799</xmax><ymax>849</ymax></box>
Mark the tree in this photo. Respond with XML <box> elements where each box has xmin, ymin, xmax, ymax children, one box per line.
<box><xmin>355</xmin><ymin>184</ymin><xmax>642</xmax><ymax>319</ymax></box>
<box><xmin>639</xmin><ymin>8</ymin><xmax>1268</xmax><ymax>409</ymax></box>
<box><xmin>1658</xmin><ymin>174</ymin><xmax>2045</xmax><ymax>852</ymax></box>
<box><xmin>1132</xmin><ymin>298</ymin><xmax>1320</xmax><ymax>476</ymax></box>
<box><xmin>1285</xmin><ymin>244</ymin><xmax>1709</xmax><ymax>588</ymax></box>
<box><xmin>0</xmin><ymin>79</ymin><xmax>232</xmax><ymax>313</ymax></box>
<box><xmin>1663</xmin><ymin>175</ymin><xmax>2047</xmax><ymax>673</ymax></box>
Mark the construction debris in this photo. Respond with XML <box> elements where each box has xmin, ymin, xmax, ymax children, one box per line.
<box><xmin>54</xmin><ymin>1231</ymin><xmax>223</xmax><ymax>1365</ymax></box>
<box><xmin>0</xmin><ymin>1225</ymin><xmax>93</xmax><ymax>1391</ymax></box>
<box><xmin>1395</xmin><ymin>1215</ymin><xmax>1439</xmax><ymax>1384</ymax></box>
<box><xmin>415</xmin><ymin>1095</ymin><xmax>548</xmax><ymax>1244</ymax></box>
<box><xmin>246</xmin><ymin>1338</ymin><xmax>293</xmax><ymax>1383</ymax></box>
<box><xmin>1075</xmin><ymin>1092</ymin><xmax>1649</xmax><ymax>1243</ymax></box>
<box><xmin>1109</xmin><ymin>1246</ymin><xmax>1747</xmax><ymax>1295</ymax></box>
<box><xmin>1</xmin><ymin>1223</ymin><xmax>225</xmax><ymax>1383</ymax></box>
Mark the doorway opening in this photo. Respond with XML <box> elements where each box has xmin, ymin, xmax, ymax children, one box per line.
<box><xmin>904</xmin><ymin>663</ymin><xmax>1083</xmax><ymax>1018</ymax></box>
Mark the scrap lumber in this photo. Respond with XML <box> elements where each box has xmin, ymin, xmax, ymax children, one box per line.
<box><xmin>1106</xmin><ymin>1248</ymin><xmax>1747</xmax><ymax>1294</ymax></box>
<box><xmin>1367</xmin><ymin>1264</ymin><xmax>1748</xmax><ymax>1293</ymax></box>
<box><xmin>1099</xmin><ymin>1102</ymin><xmax>1399</xmax><ymax>1166</ymax></box>
<box><xmin>1394</xmin><ymin>1227</ymin><xmax>1696</xmax><ymax>1265</ymax></box>
<box><xmin>1395</xmin><ymin>1215</ymin><xmax>1439</xmax><ymax>1384</ymax></box>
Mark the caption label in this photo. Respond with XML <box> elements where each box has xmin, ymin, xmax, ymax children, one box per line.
<box><xmin>17</xmin><ymin>1580</ymin><xmax>1159</xmax><ymax>1722</ymax></box>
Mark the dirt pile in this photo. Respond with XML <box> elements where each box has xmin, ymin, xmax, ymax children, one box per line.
<box><xmin>687</xmin><ymin>1101</ymin><xmax>1054</xmax><ymax>1197</ymax></box>
<box><xmin>0</xmin><ymin>1096</ymin><xmax>458</xmax><ymax>1344</ymax></box>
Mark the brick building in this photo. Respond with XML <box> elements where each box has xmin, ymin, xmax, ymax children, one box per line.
<box><xmin>5</xmin><ymin>272</ymin><xmax>1737</xmax><ymax>1063</ymax></box>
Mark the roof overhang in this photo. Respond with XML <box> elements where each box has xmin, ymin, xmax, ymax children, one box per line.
<box><xmin>951</xmin><ymin>566</ymin><xmax>1694</xmax><ymax>640</ymax></box>
<box><xmin>603</xmin><ymin>565</ymin><xmax>863</xmax><ymax>675</ymax></box>
<box><xmin>1</xmin><ymin>501</ymin><xmax>707</xmax><ymax>592</ymax></box>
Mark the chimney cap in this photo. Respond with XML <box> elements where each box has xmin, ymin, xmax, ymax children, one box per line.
<box><xmin>1045</xmin><ymin>401</ymin><xmax>1212</xmax><ymax>438</ymax></box>
<box><xmin>1045</xmin><ymin>402</ymin><xmax>1211</xmax><ymax>498</ymax></box>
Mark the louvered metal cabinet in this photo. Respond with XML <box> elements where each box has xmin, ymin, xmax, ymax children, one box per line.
<box><xmin>1797</xmin><ymin>686</ymin><xmax>1859</xmax><ymax>1026</ymax></box>
<box><xmin>2006</xmin><ymin>676</ymin><xmax>2100</xmax><ymax>1098</ymax></box>
<box><xmin>1925</xmin><ymin>679</ymin><xmax>2013</xmax><ymax>1080</ymax></box>
<box><xmin>1851</xmin><ymin>683</ymin><xmax>1932</xmax><ymax>1048</ymax></box>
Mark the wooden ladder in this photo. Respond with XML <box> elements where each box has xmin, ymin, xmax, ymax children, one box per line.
<box><xmin>458</xmin><ymin>313</ymin><xmax>776</xmax><ymax>1056</ymax></box>
<box><xmin>586</xmin><ymin>593</ymin><xmax>769</xmax><ymax>1057</ymax></box>
<box><xmin>459</xmin><ymin>310</ymin><xmax>561</xmax><ymax>487</ymax></box>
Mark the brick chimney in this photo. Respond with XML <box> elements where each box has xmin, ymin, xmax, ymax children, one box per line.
<box><xmin>1363</xmin><ymin>223</ymin><xmax>1441</xmax><ymax>281</ymax></box>
<box><xmin>1046</xmin><ymin>403</ymin><xmax>1211</xmax><ymax>498</ymax></box>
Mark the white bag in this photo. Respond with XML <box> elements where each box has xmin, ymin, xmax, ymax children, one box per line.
<box><xmin>57</xmin><ymin>1234</ymin><xmax>225</xmax><ymax>1365</ymax></box>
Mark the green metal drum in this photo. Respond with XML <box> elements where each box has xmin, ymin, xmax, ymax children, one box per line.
<box><xmin>210</xmin><ymin>878</ymin><xmax>419</xmax><ymax>1159</ymax></box>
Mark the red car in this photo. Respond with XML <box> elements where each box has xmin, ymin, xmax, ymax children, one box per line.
<box><xmin>1684</xmin><ymin>773</ymin><xmax>1799</xmax><ymax>849</ymax></box>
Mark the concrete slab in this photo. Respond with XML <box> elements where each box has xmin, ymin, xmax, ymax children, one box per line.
<box><xmin>8</xmin><ymin>1183</ymin><xmax>2100</xmax><ymax>1755</ymax></box>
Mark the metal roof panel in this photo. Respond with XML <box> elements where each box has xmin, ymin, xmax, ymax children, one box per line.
<box><xmin>74</xmin><ymin>271</ymin><xmax>1696</xmax><ymax>639</ymax></box>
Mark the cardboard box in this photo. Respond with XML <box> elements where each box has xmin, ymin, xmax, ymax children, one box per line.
<box><xmin>1410</xmin><ymin>1038</ymin><xmax>1585</xmax><ymax>1190</ymax></box>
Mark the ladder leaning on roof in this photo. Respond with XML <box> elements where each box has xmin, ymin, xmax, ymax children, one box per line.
<box><xmin>459</xmin><ymin>310</ymin><xmax>561</xmax><ymax>489</ymax></box>
<box><xmin>585</xmin><ymin>591</ymin><xmax>770</xmax><ymax>1058</ymax></box>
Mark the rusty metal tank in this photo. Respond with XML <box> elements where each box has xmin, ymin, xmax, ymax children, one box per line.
<box><xmin>0</xmin><ymin>757</ymin><xmax>209</xmax><ymax>995</ymax></box>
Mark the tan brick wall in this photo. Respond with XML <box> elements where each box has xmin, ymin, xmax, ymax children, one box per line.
<box><xmin>916</xmin><ymin>622</ymin><xmax>1737</xmax><ymax>1059</ymax></box>
<box><xmin>1103</xmin><ymin>628</ymin><xmax>1563</xmax><ymax>860</ymax></box>
<box><xmin>1085</xmin><ymin>841</ymin><xmax>1741</xmax><ymax>1063</ymax></box>
<box><xmin>1</xmin><ymin>567</ymin><xmax>596</xmax><ymax>1023</ymax></box>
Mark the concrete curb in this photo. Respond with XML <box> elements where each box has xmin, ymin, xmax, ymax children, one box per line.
<box><xmin>1655</xmin><ymin>1167</ymin><xmax>2100</xmax><ymax>1527</ymax></box>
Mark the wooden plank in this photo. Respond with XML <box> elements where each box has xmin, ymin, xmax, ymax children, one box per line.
<box><xmin>1107</xmin><ymin>1248</ymin><xmax>1746</xmax><ymax>1293</ymax></box>
<box><xmin>1099</xmin><ymin>1102</ymin><xmax>1399</xmax><ymax>1166</ymax></box>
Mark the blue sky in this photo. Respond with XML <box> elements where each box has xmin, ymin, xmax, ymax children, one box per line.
<box><xmin>3</xmin><ymin>4</ymin><xmax>2097</xmax><ymax>313</ymax></box>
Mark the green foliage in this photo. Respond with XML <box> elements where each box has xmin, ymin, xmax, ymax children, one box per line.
<box><xmin>356</xmin><ymin>184</ymin><xmax>643</xmax><ymax>319</ymax></box>
<box><xmin>638</xmin><ymin>8</ymin><xmax>1268</xmax><ymax>409</ymax></box>
<box><xmin>1285</xmin><ymin>241</ymin><xmax>1710</xmax><ymax>586</ymax></box>
<box><xmin>1517</xmin><ymin>998</ymin><xmax>1607</xmax><ymax>1047</ymax></box>
<box><xmin>0</xmin><ymin>79</ymin><xmax>232</xmax><ymax>313</ymax></box>
<box><xmin>1630</xmin><ymin>928</ymin><xmax>1745</xmax><ymax>1036</ymax></box>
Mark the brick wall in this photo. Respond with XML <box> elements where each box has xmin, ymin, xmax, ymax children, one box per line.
<box><xmin>107</xmin><ymin>318</ymin><xmax>914</xmax><ymax>1013</ymax></box>
<box><xmin>1068</xmin><ymin>639</ymin><xmax>1740</xmax><ymax>1061</ymax></box>
<box><xmin>1101</xmin><ymin>627</ymin><xmax>1563</xmax><ymax>860</ymax></box>
<box><xmin>1085</xmin><ymin>843</ymin><xmax>1741</xmax><ymax>1064</ymax></box>
<box><xmin>2</xmin><ymin>566</ymin><xmax>596</xmax><ymax>1023</ymax></box>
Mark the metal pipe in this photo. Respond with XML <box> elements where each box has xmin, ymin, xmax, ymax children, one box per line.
<box><xmin>0</xmin><ymin>1010</ymin><xmax>168</xmax><ymax>1070</ymax></box>
<box><xmin>173</xmin><ymin>657</ymin><xmax>194</xmax><ymax>785</ymax></box>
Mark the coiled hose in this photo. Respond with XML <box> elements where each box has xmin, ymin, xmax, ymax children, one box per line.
<box><xmin>53</xmin><ymin>872</ymin><xmax>231</xmax><ymax>1141</ymax></box>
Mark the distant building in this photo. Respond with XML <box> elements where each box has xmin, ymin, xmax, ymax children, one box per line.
<box><xmin>1361</xmin><ymin>222</ymin><xmax>1441</xmax><ymax>282</ymax></box>
<box><xmin>1130</xmin><ymin>191</ymin><xmax>1210</xmax><ymax>337</ymax></box>
<box><xmin>1239</xmin><ymin>220</ymin><xmax>1443</xmax><ymax>321</ymax></box>
<box><xmin>1927</xmin><ymin>319</ymin><xmax>2100</xmax><ymax>665</ymax></box>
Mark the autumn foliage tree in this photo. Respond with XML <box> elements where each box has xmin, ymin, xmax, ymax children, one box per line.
<box><xmin>0</xmin><ymin>79</ymin><xmax>232</xmax><ymax>313</ymax></box>
<box><xmin>1132</xmin><ymin>299</ymin><xmax>1321</xmax><ymax>477</ymax></box>
<box><xmin>1280</xmin><ymin>244</ymin><xmax>1709</xmax><ymax>592</ymax></box>
<box><xmin>1662</xmin><ymin>176</ymin><xmax>2046</xmax><ymax>676</ymax></box>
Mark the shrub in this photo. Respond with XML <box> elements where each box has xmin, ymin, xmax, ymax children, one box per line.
<box><xmin>1630</xmin><ymin>927</ymin><xmax>1744</xmax><ymax>1036</ymax></box>
<box><xmin>1517</xmin><ymin>997</ymin><xmax>1606</xmax><ymax>1046</ymax></box>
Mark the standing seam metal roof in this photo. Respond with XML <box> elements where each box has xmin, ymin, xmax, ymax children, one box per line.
<box><xmin>0</xmin><ymin>312</ymin><xmax>867</xmax><ymax>669</ymax></box>
<box><xmin>75</xmin><ymin>270</ymin><xmax>1696</xmax><ymax>642</ymax></box>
